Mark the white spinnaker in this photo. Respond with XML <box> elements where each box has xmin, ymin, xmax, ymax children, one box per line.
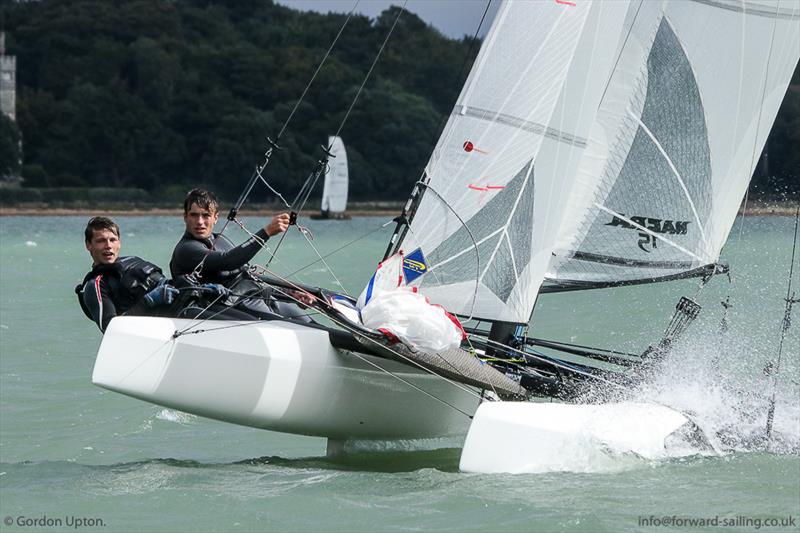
<box><xmin>548</xmin><ymin>0</ymin><xmax>800</xmax><ymax>288</ymax></box>
<box><xmin>321</xmin><ymin>136</ymin><xmax>348</xmax><ymax>213</ymax></box>
<box><xmin>398</xmin><ymin>1</ymin><xmax>631</xmax><ymax>323</ymax></box>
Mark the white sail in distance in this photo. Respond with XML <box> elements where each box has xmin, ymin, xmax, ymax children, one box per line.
<box><xmin>547</xmin><ymin>0</ymin><xmax>800</xmax><ymax>290</ymax></box>
<box><xmin>321</xmin><ymin>136</ymin><xmax>348</xmax><ymax>214</ymax></box>
<box><xmin>397</xmin><ymin>1</ymin><xmax>631</xmax><ymax>323</ymax></box>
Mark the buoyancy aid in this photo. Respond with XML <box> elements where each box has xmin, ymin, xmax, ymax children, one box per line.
<box><xmin>75</xmin><ymin>256</ymin><xmax>166</xmax><ymax>319</ymax></box>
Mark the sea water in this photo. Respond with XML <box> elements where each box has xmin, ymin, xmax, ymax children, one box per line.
<box><xmin>0</xmin><ymin>215</ymin><xmax>798</xmax><ymax>532</ymax></box>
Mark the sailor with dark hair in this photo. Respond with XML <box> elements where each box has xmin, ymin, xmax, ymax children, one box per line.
<box><xmin>77</xmin><ymin>216</ymin><xmax>252</xmax><ymax>332</ymax></box>
<box><xmin>76</xmin><ymin>216</ymin><xmax>180</xmax><ymax>332</ymax></box>
<box><xmin>170</xmin><ymin>189</ymin><xmax>315</xmax><ymax>321</ymax></box>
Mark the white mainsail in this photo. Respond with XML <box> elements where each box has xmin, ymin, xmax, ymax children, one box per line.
<box><xmin>321</xmin><ymin>135</ymin><xmax>348</xmax><ymax>214</ymax></box>
<box><xmin>547</xmin><ymin>0</ymin><xmax>800</xmax><ymax>289</ymax></box>
<box><xmin>397</xmin><ymin>1</ymin><xmax>632</xmax><ymax>323</ymax></box>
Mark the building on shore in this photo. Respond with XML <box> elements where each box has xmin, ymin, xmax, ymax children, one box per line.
<box><xmin>1</xmin><ymin>32</ymin><xmax>15</xmax><ymax>121</ymax></box>
<box><xmin>0</xmin><ymin>31</ymin><xmax>22</xmax><ymax>187</ymax></box>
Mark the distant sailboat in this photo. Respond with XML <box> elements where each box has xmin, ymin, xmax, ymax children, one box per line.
<box><xmin>311</xmin><ymin>136</ymin><xmax>350</xmax><ymax>220</ymax></box>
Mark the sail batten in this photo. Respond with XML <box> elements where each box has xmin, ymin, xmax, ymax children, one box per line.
<box><xmin>455</xmin><ymin>106</ymin><xmax>588</xmax><ymax>148</ymax></box>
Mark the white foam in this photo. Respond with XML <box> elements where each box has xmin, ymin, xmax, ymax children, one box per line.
<box><xmin>155</xmin><ymin>408</ymin><xmax>197</xmax><ymax>425</ymax></box>
<box><xmin>625</xmin><ymin>329</ymin><xmax>799</xmax><ymax>455</ymax></box>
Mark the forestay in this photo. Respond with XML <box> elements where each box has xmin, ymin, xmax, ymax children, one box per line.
<box><xmin>547</xmin><ymin>0</ymin><xmax>800</xmax><ymax>290</ymax></box>
<box><xmin>321</xmin><ymin>136</ymin><xmax>348</xmax><ymax>213</ymax></box>
<box><xmin>397</xmin><ymin>1</ymin><xmax>631</xmax><ymax>323</ymax></box>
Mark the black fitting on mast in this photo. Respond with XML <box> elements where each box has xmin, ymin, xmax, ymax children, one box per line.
<box><xmin>383</xmin><ymin>179</ymin><xmax>427</xmax><ymax>260</ymax></box>
<box><xmin>228</xmin><ymin>136</ymin><xmax>283</xmax><ymax>222</ymax></box>
<box><xmin>486</xmin><ymin>322</ymin><xmax>525</xmax><ymax>358</ymax></box>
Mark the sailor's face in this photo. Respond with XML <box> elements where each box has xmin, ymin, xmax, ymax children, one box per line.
<box><xmin>184</xmin><ymin>203</ymin><xmax>219</xmax><ymax>239</ymax></box>
<box><xmin>86</xmin><ymin>229</ymin><xmax>121</xmax><ymax>265</ymax></box>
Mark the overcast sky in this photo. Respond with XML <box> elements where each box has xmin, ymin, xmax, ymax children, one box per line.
<box><xmin>275</xmin><ymin>0</ymin><xmax>499</xmax><ymax>39</ymax></box>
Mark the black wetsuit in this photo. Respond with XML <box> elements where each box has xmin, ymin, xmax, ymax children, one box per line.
<box><xmin>170</xmin><ymin>231</ymin><xmax>269</xmax><ymax>286</ymax></box>
<box><xmin>76</xmin><ymin>256</ymin><xmax>168</xmax><ymax>332</ymax></box>
<box><xmin>170</xmin><ymin>231</ymin><xmax>309</xmax><ymax>321</ymax></box>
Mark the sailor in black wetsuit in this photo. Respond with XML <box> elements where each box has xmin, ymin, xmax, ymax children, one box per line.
<box><xmin>77</xmin><ymin>217</ymin><xmax>253</xmax><ymax>332</ymax></box>
<box><xmin>76</xmin><ymin>216</ymin><xmax>180</xmax><ymax>332</ymax></box>
<box><xmin>169</xmin><ymin>189</ymin><xmax>314</xmax><ymax>321</ymax></box>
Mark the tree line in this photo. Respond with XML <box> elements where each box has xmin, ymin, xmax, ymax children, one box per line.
<box><xmin>0</xmin><ymin>0</ymin><xmax>797</xmax><ymax>203</ymax></box>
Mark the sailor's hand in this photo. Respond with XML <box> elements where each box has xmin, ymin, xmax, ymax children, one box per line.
<box><xmin>286</xmin><ymin>289</ymin><xmax>315</xmax><ymax>308</ymax></box>
<box><xmin>265</xmin><ymin>213</ymin><xmax>291</xmax><ymax>236</ymax></box>
<box><xmin>201</xmin><ymin>283</ymin><xmax>231</xmax><ymax>299</ymax></box>
<box><xmin>143</xmin><ymin>279</ymin><xmax>179</xmax><ymax>308</ymax></box>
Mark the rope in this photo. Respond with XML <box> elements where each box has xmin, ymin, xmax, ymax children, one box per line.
<box><xmin>175</xmin><ymin>254</ymin><xmax>495</xmax><ymax>411</ymax></box>
<box><xmin>253</xmin><ymin>264</ymin><xmax>487</xmax><ymax>402</ymax></box>
<box><xmin>480</xmin><ymin>337</ymin><xmax>632</xmax><ymax>393</ymax></box>
<box><xmin>331</xmin><ymin>1</ymin><xmax>408</xmax><ymax>143</ymax></box>
<box><xmin>295</xmin><ymin>226</ymin><xmax>350</xmax><ymax>295</ymax></box>
<box><xmin>186</xmin><ymin>3</ymin><xmax>360</xmax><ymax>279</ymax></box>
<box><xmin>276</xmin><ymin>1</ymin><xmax>361</xmax><ymax>141</ymax></box>
<box><xmin>286</xmin><ymin>218</ymin><xmax>395</xmax><ymax>278</ymax></box>
<box><xmin>387</xmin><ymin>0</ymin><xmax>494</xmax><ymax>258</ymax></box>
<box><xmin>765</xmin><ymin>206</ymin><xmax>800</xmax><ymax>443</ymax></box>
<box><xmin>264</xmin><ymin>4</ymin><xmax>409</xmax><ymax>270</ymax></box>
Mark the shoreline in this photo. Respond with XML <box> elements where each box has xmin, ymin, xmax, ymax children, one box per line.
<box><xmin>0</xmin><ymin>207</ymin><xmax>402</xmax><ymax>217</ymax></box>
<box><xmin>1</xmin><ymin>204</ymin><xmax>797</xmax><ymax>217</ymax></box>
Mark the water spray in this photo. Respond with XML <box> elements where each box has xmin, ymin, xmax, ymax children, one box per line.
<box><xmin>764</xmin><ymin>207</ymin><xmax>800</xmax><ymax>446</ymax></box>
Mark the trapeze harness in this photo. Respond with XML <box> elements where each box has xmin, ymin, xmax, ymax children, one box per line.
<box><xmin>170</xmin><ymin>231</ymin><xmax>311</xmax><ymax>322</ymax></box>
<box><xmin>76</xmin><ymin>256</ymin><xmax>165</xmax><ymax>330</ymax></box>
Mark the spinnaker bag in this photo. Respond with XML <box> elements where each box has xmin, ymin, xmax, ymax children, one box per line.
<box><xmin>360</xmin><ymin>287</ymin><xmax>465</xmax><ymax>353</ymax></box>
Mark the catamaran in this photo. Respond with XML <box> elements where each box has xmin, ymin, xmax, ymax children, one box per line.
<box><xmin>91</xmin><ymin>0</ymin><xmax>799</xmax><ymax>473</ymax></box>
<box><xmin>310</xmin><ymin>136</ymin><xmax>350</xmax><ymax>220</ymax></box>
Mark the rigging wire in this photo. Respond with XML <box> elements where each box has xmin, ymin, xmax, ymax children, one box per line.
<box><xmin>764</xmin><ymin>206</ymin><xmax>800</xmax><ymax>445</ymax></box>
<box><xmin>265</xmin><ymin>2</ymin><xmax>408</xmax><ymax>271</ymax></box>
<box><xmin>248</xmin><ymin>0</ymin><xmax>359</xmax><ymax>192</ymax></box>
<box><xmin>386</xmin><ymin>0</ymin><xmax>493</xmax><ymax>258</ymax></box>
<box><xmin>176</xmin><ymin>258</ymin><xmax>491</xmax><ymax>410</ymax></box>
<box><xmin>724</xmin><ymin>1</ymin><xmax>784</xmax><ymax>336</ymax></box>
<box><xmin>184</xmin><ymin>0</ymin><xmax>404</xmax><ymax>321</ymax></box>
<box><xmin>331</xmin><ymin>0</ymin><xmax>408</xmax><ymax>144</ymax></box>
<box><xmin>251</xmin><ymin>266</ymin><xmax>489</xmax><ymax>403</ymax></box>
<box><xmin>286</xmin><ymin>226</ymin><xmax>350</xmax><ymax>295</ymax></box>
<box><xmin>277</xmin><ymin>1</ymin><xmax>361</xmax><ymax>142</ymax></box>
<box><xmin>187</xmin><ymin>1</ymin><xmax>361</xmax><ymax>281</ymax></box>
<box><xmin>480</xmin><ymin>337</ymin><xmax>631</xmax><ymax>393</ymax></box>
<box><xmin>286</xmin><ymin>218</ymin><xmax>395</xmax><ymax>278</ymax></box>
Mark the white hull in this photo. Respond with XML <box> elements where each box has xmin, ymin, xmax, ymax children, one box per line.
<box><xmin>460</xmin><ymin>401</ymin><xmax>694</xmax><ymax>474</ymax></box>
<box><xmin>92</xmin><ymin>317</ymin><xmax>478</xmax><ymax>440</ymax></box>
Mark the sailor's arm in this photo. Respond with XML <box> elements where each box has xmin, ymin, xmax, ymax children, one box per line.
<box><xmin>179</xmin><ymin>233</ymin><xmax>267</xmax><ymax>273</ymax></box>
<box><xmin>174</xmin><ymin>213</ymin><xmax>290</xmax><ymax>274</ymax></box>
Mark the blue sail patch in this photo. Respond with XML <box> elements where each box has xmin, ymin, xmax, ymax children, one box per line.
<box><xmin>403</xmin><ymin>248</ymin><xmax>428</xmax><ymax>283</ymax></box>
